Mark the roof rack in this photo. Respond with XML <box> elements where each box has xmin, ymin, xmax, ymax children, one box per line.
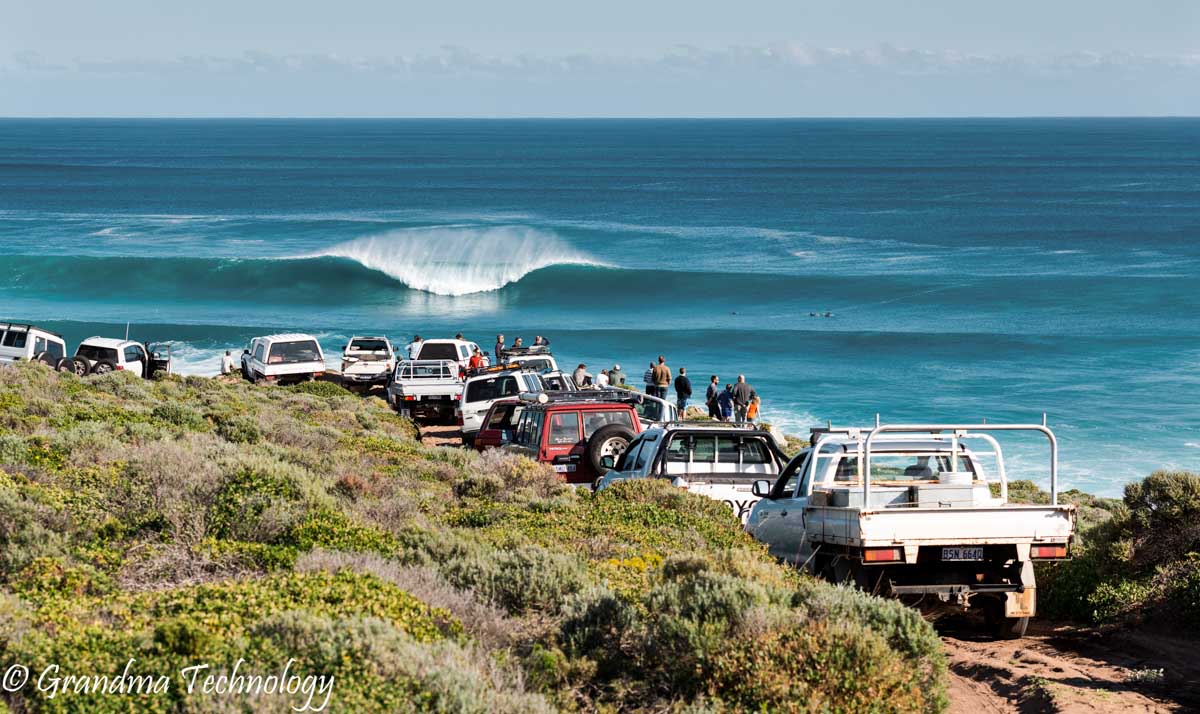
<box><xmin>464</xmin><ymin>362</ymin><xmax>537</xmax><ymax>378</ymax></box>
<box><xmin>518</xmin><ymin>389</ymin><xmax>645</xmax><ymax>406</ymax></box>
<box><xmin>657</xmin><ymin>420</ymin><xmax>759</xmax><ymax>430</ymax></box>
<box><xmin>0</xmin><ymin>322</ymin><xmax>63</xmax><ymax>339</ymax></box>
<box><xmin>498</xmin><ymin>345</ymin><xmax>552</xmax><ymax>358</ymax></box>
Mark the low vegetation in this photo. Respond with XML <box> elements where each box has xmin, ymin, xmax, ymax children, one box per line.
<box><xmin>1009</xmin><ymin>474</ymin><xmax>1200</xmax><ymax>628</ymax></box>
<box><xmin>0</xmin><ymin>363</ymin><xmax>948</xmax><ymax>713</ymax></box>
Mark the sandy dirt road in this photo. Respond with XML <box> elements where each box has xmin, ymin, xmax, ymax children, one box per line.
<box><xmin>942</xmin><ymin>619</ymin><xmax>1193</xmax><ymax>713</ymax></box>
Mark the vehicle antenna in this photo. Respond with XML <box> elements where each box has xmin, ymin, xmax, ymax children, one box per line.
<box><xmin>1042</xmin><ymin>412</ymin><xmax>1047</xmax><ymax>427</ymax></box>
<box><xmin>125</xmin><ymin>322</ymin><xmax>130</xmax><ymax>340</ymax></box>
<box><xmin>875</xmin><ymin>413</ymin><xmax>880</xmax><ymax>428</ymax></box>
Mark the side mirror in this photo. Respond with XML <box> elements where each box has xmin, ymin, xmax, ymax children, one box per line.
<box><xmin>751</xmin><ymin>479</ymin><xmax>772</xmax><ymax>498</ymax></box>
<box><xmin>599</xmin><ymin>455</ymin><xmax>616</xmax><ymax>470</ymax></box>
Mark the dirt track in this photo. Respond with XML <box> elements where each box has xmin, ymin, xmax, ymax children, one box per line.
<box><xmin>942</xmin><ymin>619</ymin><xmax>1193</xmax><ymax>713</ymax></box>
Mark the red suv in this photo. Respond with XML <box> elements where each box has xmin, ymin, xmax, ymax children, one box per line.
<box><xmin>503</xmin><ymin>394</ymin><xmax>641</xmax><ymax>484</ymax></box>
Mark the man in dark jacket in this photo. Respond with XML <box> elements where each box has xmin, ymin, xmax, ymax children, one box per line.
<box><xmin>731</xmin><ymin>374</ymin><xmax>756</xmax><ymax>422</ymax></box>
<box><xmin>705</xmin><ymin>375</ymin><xmax>720</xmax><ymax>419</ymax></box>
<box><xmin>673</xmin><ymin>368</ymin><xmax>692</xmax><ymax>413</ymax></box>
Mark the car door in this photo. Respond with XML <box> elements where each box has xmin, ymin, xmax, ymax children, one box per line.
<box><xmin>747</xmin><ymin>450</ymin><xmax>812</xmax><ymax>565</ymax></box>
<box><xmin>123</xmin><ymin>345</ymin><xmax>145</xmax><ymax>377</ymax></box>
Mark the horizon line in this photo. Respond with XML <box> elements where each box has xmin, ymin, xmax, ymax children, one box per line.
<box><xmin>2</xmin><ymin>114</ymin><xmax>1199</xmax><ymax>121</ymax></box>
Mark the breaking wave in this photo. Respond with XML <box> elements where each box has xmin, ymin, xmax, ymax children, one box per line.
<box><xmin>309</xmin><ymin>226</ymin><xmax>601</xmax><ymax>296</ymax></box>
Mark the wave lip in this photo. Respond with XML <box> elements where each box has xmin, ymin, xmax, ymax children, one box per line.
<box><xmin>309</xmin><ymin>226</ymin><xmax>601</xmax><ymax>296</ymax></box>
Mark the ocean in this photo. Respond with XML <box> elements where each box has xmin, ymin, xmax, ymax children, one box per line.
<box><xmin>1</xmin><ymin>118</ymin><xmax>1197</xmax><ymax>496</ymax></box>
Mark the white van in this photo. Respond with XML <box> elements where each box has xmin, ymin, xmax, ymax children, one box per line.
<box><xmin>457</xmin><ymin>367</ymin><xmax>545</xmax><ymax>446</ymax></box>
<box><xmin>240</xmin><ymin>334</ymin><xmax>326</xmax><ymax>385</ymax></box>
<box><xmin>0</xmin><ymin>322</ymin><xmax>68</xmax><ymax>367</ymax></box>
<box><xmin>409</xmin><ymin>338</ymin><xmax>489</xmax><ymax>372</ymax></box>
<box><xmin>73</xmin><ymin>337</ymin><xmax>171</xmax><ymax>378</ymax></box>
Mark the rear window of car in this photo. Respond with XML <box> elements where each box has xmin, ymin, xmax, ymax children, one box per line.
<box><xmin>76</xmin><ymin>344</ymin><xmax>118</xmax><ymax>362</ymax></box>
<box><xmin>350</xmin><ymin>339</ymin><xmax>389</xmax><ymax>351</ymax></box>
<box><xmin>268</xmin><ymin>340</ymin><xmax>321</xmax><ymax>364</ymax></box>
<box><xmin>1</xmin><ymin>330</ymin><xmax>27</xmax><ymax>348</ymax></box>
<box><xmin>547</xmin><ymin>411</ymin><xmax>580</xmax><ymax>445</ymax></box>
<box><xmin>399</xmin><ymin>362</ymin><xmax>455</xmax><ymax>379</ymax></box>
<box><xmin>581</xmin><ymin>409</ymin><xmax>635</xmax><ymax>438</ymax></box>
<box><xmin>466</xmin><ymin>375</ymin><xmax>519</xmax><ymax>402</ymax></box>
<box><xmin>636</xmin><ymin>399</ymin><xmax>668</xmax><ymax>422</ymax></box>
<box><xmin>485</xmin><ymin>404</ymin><xmax>522</xmax><ymax>429</ymax></box>
<box><xmin>520</xmin><ymin>358</ymin><xmax>553</xmax><ymax>372</ymax></box>
<box><xmin>418</xmin><ymin>343</ymin><xmax>459</xmax><ymax>361</ymax></box>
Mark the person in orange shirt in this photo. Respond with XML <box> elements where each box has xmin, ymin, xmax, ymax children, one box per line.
<box><xmin>746</xmin><ymin>395</ymin><xmax>761</xmax><ymax>423</ymax></box>
<box><xmin>468</xmin><ymin>347</ymin><xmax>484</xmax><ymax>370</ymax></box>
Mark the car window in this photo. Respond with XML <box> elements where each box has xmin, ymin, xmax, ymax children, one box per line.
<box><xmin>734</xmin><ymin>438</ymin><xmax>773</xmax><ymax>464</ymax></box>
<box><xmin>636</xmin><ymin>399</ymin><xmax>666</xmax><ymax>422</ymax></box>
<box><xmin>665</xmin><ymin>435</ymin><xmax>691</xmax><ymax>462</ymax></box>
<box><xmin>691</xmin><ymin>436</ymin><xmax>716</xmax><ymax>463</ymax></box>
<box><xmin>253</xmin><ymin>343</ymin><xmax>266</xmax><ymax>361</ymax></box>
<box><xmin>77</xmin><ymin>344</ymin><xmax>118</xmax><ymax>362</ymax></box>
<box><xmin>865</xmin><ymin>454</ymin><xmax>968</xmax><ymax>481</ymax></box>
<box><xmin>773</xmin><ymin>451</ymin><xmax>810</xmax><ymax>499</ymax></box>
<box><xmin>458</xmin><ymin>345</ymin><xmax>469</xmax><ymax>358</ymax></box>
<box><xmin>350</xmin><ymin>339</ymin><xmax>389</xmax><ymax>351</ymax></box>
<box><xmin>123</xmin><ymin>346</ymin><xmax>140</xmax><ymax>362</ymax></box>
<box><xmin>582</xmin><ymin>410</ymin><xmax>634</xmax><ymax>438</ymax></box>
<box><xmin>268</xmin><ymin>340</ymin><xmax>321</xmax><ymax>364</ymax></box>
<box><xmin>2</xmin><ymin>331</ymin><xmax>27</xmax><ymax>348</ymax></box>
<box><xmin>33</xmin><ymin>337</ymin><xmax>46</xmax><ymax>354</ymax></box>
<box><xmin>547</xmin><ymin>411</ymin><xmax>580</xmax><ymax>445</ymax></box>
<box><xmin>485</xmin><ymin>405</ymin><xmax>515</xmax><ymax>429</ymax></box>
<box><xmin>466</xmin><ymin>375</ymin><xmax>515</xmax><ymax>402</ymax></box>
<box><xmin>418</xmin><ymin>343</ymin><xmax>458</xmax><ymax>361</ymax></box>
<box><xmin>46</xmin><ymin>340</ymin><xmax>65</xmax><ymax>360</ymax></box>
<box><xmin>615</xmin><ymin>438</ymin><xmax>642</xmax><ymax>471</ymax></box>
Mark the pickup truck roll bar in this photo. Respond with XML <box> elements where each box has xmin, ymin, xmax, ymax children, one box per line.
<box><xmin>861</xmin><ymin>420</ymin><xmax>1059</xmax><ymax>505</ymax></box>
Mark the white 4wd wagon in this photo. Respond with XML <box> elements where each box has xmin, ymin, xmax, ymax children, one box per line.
<box><xmin>73</xmin><ymin>337</ymin><xmax>172</xmax><ymax>378</ymax></box>
<box><xmin>0</xmin><ymin>322</ymin><xmax>68</xmax><ymax>367</ymax></box>
<box><xmin>241</xmin><ymin>334</ymin><xmax>326</xmax><ymax>385</ymax></box>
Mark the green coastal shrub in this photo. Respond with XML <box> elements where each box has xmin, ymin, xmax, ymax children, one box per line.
<box><xmin>444</xmin><ymin>544</ymin><xmax>590</xmax><ymax>615</ymax></box>
<box><xmin>290</xmin><ymin>380</ymin><xmax>352</xmax><ymax>399</ymax></box>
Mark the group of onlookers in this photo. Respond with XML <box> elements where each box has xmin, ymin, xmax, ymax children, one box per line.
<box><xmin>704</xmin><ymin>373</ymin><xmax>760</xmax><ymax>422</ymax></box>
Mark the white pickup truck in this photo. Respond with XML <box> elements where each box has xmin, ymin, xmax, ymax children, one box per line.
<box><xmin>385</xmin><ymin>360</ymin><xmax>463</xmax><ymax>424</ymax></box>
<box><xmin>340</xmin><ymin>336</ymin><xmax>395</xmax><ymax>389</ymax></box>
<box><xmin>745</xmin><ymin>421</ymin><xmax>1076</xmax><ymax>638</ymax></box>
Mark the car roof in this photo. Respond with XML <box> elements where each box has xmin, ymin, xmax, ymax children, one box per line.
<box><xmin>349</xmin><ymin>336</ymin><xmax>390</xmax><ymax>342</ymax></box>
<box><xmin>530</xmin><ymin>400</ymin><xmax>637</xmax><ymax>412</ymax></box>
<box><xmin>255</xmin><ymin>333</ymin><xmax>320</xmax><ymax>343</ymax></box>
<box><xmin>643</xmin><ymin>423</ymin><xmax>771</xmax><ymax>437</ymax></box>
<box><xmin>79</xmin><ymin>337</ymin><xmax>139</xmax><ymax>348</ymax></box>
<box><xmin>420</xmin><ymin>338</ymin><xmax>475</xmax><ymax>345</ymax></box>
<box><xmin>0</xmin><ymin>322</ymin><xmax>63</xmax><ymax>339</ymax></box>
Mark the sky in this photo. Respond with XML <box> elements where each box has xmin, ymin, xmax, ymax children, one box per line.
<box><xmin>2</xmin><ymin>0</ymin><xmax>1198</xmax><ymax>116</ymax></box>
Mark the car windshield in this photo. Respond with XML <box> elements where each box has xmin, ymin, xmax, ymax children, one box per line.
<box><xmin>518</xmin><ymin>358</ymin><xmax>554</xmax><ymax>372</ymax></box>
<box><xmin>465</xmin><ymin>375</ymin><xmax>519</xmax><ymax>402</ymax></box>
<box><xmin>832</xmin><ymin>453</ymin><xmax>975</xmax><ymax>483</ymax></box>
<box><xmin>76</xmin><ymin>344</ymin><xmax>118</xmax><ymax>361</ymax></box>
<box><xmin>418</xmin><ymin>344</ymin><xmax>459</xmax><ymax>361</ymax></box>
<box><xmin>350</xmin><ymin>339</ymin><xmax>389</xmax><ymax>351</ymax></box>
<box><xmin>268</xmin><ymin>340</ymin><xmax>322</xmax><ymax>364</ymax></box>
<box><xmin>636</xmin><ymin>399</ymin><xmax>667</xmax><ymax>422</ymax></box>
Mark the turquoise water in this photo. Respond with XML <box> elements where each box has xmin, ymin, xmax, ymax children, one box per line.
<box><xmin>2</xmin><ymin>118</ymin><xmax>1198</xmax><ymax>495</ymax></box>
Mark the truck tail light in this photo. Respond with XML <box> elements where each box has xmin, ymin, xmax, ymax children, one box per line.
<box><xmin>1032</xmin><ymin>544</ymin><xmax>1068</xmax><ymax>560</ymax></box>
<box><xmin>266</xmin><ymin>375</ymin><xmax>276</xmax><ymax>381</ymax></box>
<box><xmin>863</xmin><ymin>547</ymin><xmax>903</xmax><ymax>563</ymax></box>
<box><xmin>404</xmin><ymin>395</ymin><xmax>415</xmax><ymax>401</ymax></box>
<box><xmin>315</xmin><ymin>371</ymin><xmax>324</xmax><ymax>377</ymax></box>
<box><xmin>115</xmin><ymin>365</ymin><xmax>124</xmax><ymax>371</ymax></box>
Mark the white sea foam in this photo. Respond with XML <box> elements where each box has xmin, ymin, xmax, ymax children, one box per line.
<box><xmin>311</xmin><ymin>226</ymin><xmax>601</xmax><ymax>296</ymax></box>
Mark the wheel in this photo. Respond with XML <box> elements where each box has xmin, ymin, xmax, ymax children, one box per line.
<box><xmin>461</xmin><ymin>433</ymin><xmax>477</xmax><ymax>448</ymax></box>
<box><xmin>241</xmin><ymin>362</ymin><xmax>251</xmax><ymax>380</ymax></box>
<box><xmin>983</xmin><ymin>597</ymin><xmax>1029</xmax><ymax>639</ymax></box>
<box><xmin>92</xmin><ymin>360</ymin><xmax>117</xmax><ymax>375</ymax></box>
<box><xmin>64</xmin><ymin>357</ymin><xmax>91</xmax><ymax>376</ymax></box>
<box><xmin>34</xmin><ymin>351</ymin><xmax>57</xmax><ymax>367</ymax></box>
<box><xmin>586</xmin><ymin>424</ymin><xmax>636</xmax><ymax>474</ymax></box>
<box><xmin>55</xmin><ymin>357</ymin><xmax>73</xmax><ymax>373</ymax></box>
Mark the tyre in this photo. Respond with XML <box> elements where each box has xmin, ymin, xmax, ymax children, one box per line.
<box><xmin>461</xmin><ymin>433</ymin><xmax>477</xmax><ymax>448</ymax></box>
<box><xmin>34</xmin><ymin>351</ymin><xmax>57</xmax><ymax>367</ymax></box>
<box><xmin>586</xmin><ymin>424</ymin><xmax>636</xmax><ymax>474</ymax></box>
<box><xmin>69</xmin><ymin>357</ymin><xmax>91</xmax><ymax>379</ymax></box>
<box><xmin>241</xmin><ymin>362</ymin><xmax>251</xmax><ymax>381</ymax></box>
<box><xmin>55</xmin><ymin>357</ymin><xmax>74</xmax><ymax>373</ymax></box>
<box><xmin>983</xmin><ymin>597</ymin><xmax>1029</xmax><ymax>639</ymax></box>
<box><xmin>92</xmin><ymin>360</ymin><xmax>118</xmax><ymax>375</ymax></box>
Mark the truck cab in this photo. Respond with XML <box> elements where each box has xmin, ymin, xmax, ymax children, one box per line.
<box><xmin>241</xmin><ymin>334</ymin><xmax>326</xmax><ymax>385</ymax></box>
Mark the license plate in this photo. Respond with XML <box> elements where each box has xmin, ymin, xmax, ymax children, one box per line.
<box><xmin>552</xmin><ymin>464</ymin><xmax>576</xmax><ymax>473</ymax></box>
<box><xmin>942</xmin><ymin>547</ymin><xmax>984</xmax><ymax>561</ymax></box>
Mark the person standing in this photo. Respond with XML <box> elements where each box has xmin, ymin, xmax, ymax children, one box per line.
<box><xmin>717</xmin><ymin>384</ymin><xmax>735</xmax><ymax>422</ymax></box>
<box><xmin>674</xmin><ymin>367</ymin><xmax>692</xmax><ymax>413</ymax></box>
<box><xmin>643</xmin><ymin>361</ymin><xmax>655</xmax><ymax>394</ymax></box>
<box><xmin>220</xmin><ymin>350</ymin><xmax>235</xmax><ymax>375</ymax></box>
<box><xmin>731</xmin><ymin>374</ymin><xmax>756</xmax><ymax>422</ymax></box>
<box><xmin>746</xmin><ymin>395</ymin><xmax>761</xmax><ymax>423</ymax></box>
<box><xmin>406</xmin><ymin>335</ymin><xmax>423</xmax><ymax>360</ymax></box>
<box><xmin>652</xmin><ymin>355</ymin><xmax>671</xmax><ymax>399</ymax></box>
<box><xmin>705</xmin><ymin>375</ymin><xmax>720</xmax><ymax>419</ymax></box>
<box><xmin>609</xmin><ymin>364</ymin><xmax>625</xmax><ymax>387</ymax></box>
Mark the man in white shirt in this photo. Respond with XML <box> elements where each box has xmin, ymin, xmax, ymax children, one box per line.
<box><xmin>596</xmin><ymin>369</ymin><xmax>610</xmax><ymax>388</ymax></box>
<box><xmin>406</xmin><ymin>335</ymin><xmax>422</xmax><ymax>360</ymax></box>
<box><xmin>220</xmin><ymin>350</ymin><xmax>235</xmax><ymax>375</ymax></box>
